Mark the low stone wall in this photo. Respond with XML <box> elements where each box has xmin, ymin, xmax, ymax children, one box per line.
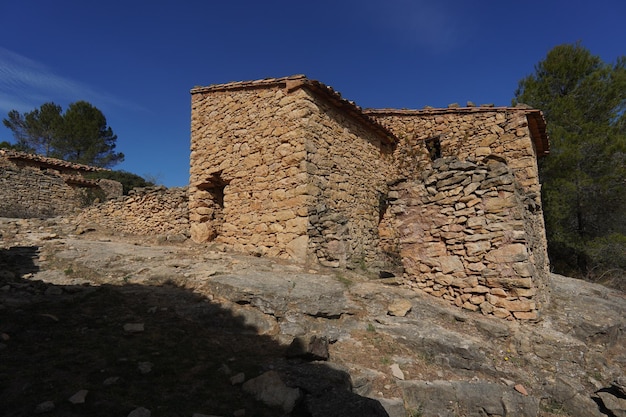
<box><xmin>391</xmin><ymin>156</ymin><xmax>549</xmax><ymax>319</ymax></box>
<box><xmin>76</xmin><ymin>186</ymin><xmax>189</xmax><ymax>238</ymax></box>
<box><xmin>0</xmin><ymin>160</ymin><xmax>75</xmax><ymax>217</ymax></box>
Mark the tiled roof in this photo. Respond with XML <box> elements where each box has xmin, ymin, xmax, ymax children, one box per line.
<box><xmin>0</xmin><ymin>149</ymin><xmax>107</xmax><ymax>172</ymax></box>
<box><xmin>191</xmin><ymin>75</ymin><xmax>398</xmax><ymax>145</ymax></box>
<box><xmin>364</xmin><ymin>106</ymin><xmax>549</xmax><ymax>156</ymax></box>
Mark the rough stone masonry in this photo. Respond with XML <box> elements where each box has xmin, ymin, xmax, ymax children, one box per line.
<box><xmin>369</xmin><ymin>107</ymin><xmax>550</xmax><ymax>319</ymax></box>
<box><xmin>0</xmin><ymin>150</ymin><xmax>122</xmax><ymax>218</ymax></box>
<box><xmin>189</xmin><ymin>75</ymin><xmax>551</xmax><ymax>320</ymax></box>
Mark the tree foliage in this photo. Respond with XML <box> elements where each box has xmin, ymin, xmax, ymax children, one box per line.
<box><xmin>85</xmin><ymin>170</ymin><xmax>155</xmax><ymax>195</ymax></box>
<box><xmin>0</xmin><ymin>140</ymin><xmax>26</xmax><ymax>151</ymax></box>
<box><xmin>3</xmin><ymin>101</ymin><xmax>124</xmax><ymax>168</ymax></box>
<box><xmin>514</xmin><ymin>43</ymin><xmax>626</xmax><ymax>284</ymax></box>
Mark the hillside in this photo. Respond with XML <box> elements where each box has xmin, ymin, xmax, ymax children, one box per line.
<box><xmin>1</xmin><ymin>216</ymin><xmax>624</xmax><ymax>417</ymax></box>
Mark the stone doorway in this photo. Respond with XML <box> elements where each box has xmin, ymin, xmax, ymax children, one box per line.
<box><xmin>190</xmin><ymin>172</ymin><xmax>229</xmax><ymax>242</ymax></box>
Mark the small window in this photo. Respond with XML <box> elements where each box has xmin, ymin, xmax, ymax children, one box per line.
<box><xmin>425</xmin><ymin>136</ymin><xmax>441</xmax><ymax>161</ymax></box>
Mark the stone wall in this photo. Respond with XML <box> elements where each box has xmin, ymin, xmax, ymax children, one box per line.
<box><xmin>390</xmin><ymin>156</ymin><xmax>549</xmax><ymax>319</ymax></box>
<box><xmin>190</xmin><ymin>83</ymin><xmax>311</xmax><ymax>259</ymax></box>
<box><xmin>367</xmin><ymin>107</ymin><xmax>550</xmax><ymax>318</ymax></box>
<box><xmin>190</xmin><ymin>76</ymin><xmax>397</xmax><ymax>265</ymax></box>
<box><xmin>302</xmin><ymin>89</ymin><xmax>395</xmax><ymax>268</ymax></box>
<box><xmin>0</xmin><ymin>151</ymin><xmax>121</xmax><ymax>218</ymax></box>
<box><xmin>366</xmin><ymin>106</ymin><xmax>548</xmax><ymax>199</ymax></box>
<box><xmin>75</xmin><ymin>186</ymin><xmax>189</xmax><ymax>238</ymax></box>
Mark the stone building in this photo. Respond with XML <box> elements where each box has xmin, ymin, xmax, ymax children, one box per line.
<box><xmin>190</xmin><ymin>75</ymin><xmax>396</xmax><ymax>267</ymax></box>
<box><xmin>0</xmin><ymin>149</ymin><xmax>122</xmax><ymax>218</ymax></box>
<box><xmin>190</xmin><ymin>75</ymin><xmax>551</xmax><ymax>319</ymax></box>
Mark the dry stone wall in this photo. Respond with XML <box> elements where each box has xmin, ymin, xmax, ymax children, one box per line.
<box><xmin>368</xmin><ymin>107</ymin><xmax>550</xmax><ymax>319</ymax></box>
<box><xmin>190</xmin><ymin>85</ymin><xmax>311</xmax><ymax>260</ymax></box>
<box><xmin>0</xmin><ymin>159</ymin><xmax>79</xmax><ymax>218</ymax></box>
<box><xmin>76</xmin><ymin>186</ymin><xmax>189</xmax><ymax>238</ymax></box>
<box><xmin>367</xmin><ymin>107</ymin><xmax>546</xmax><ymax>199</ymax></box>
<box><xmin>0</xmin><ymin>153</ymin><xmax>121</xmax><ymax>218</ymax></box>
<box><xmin>190</xmin><ymin>78</ymin><xmax>397</xmax><ymax>266</ymax></box>
<box><xmin>390</xmin><ymin>156</ymin><xmax>548</xmax><ymax>319</ymax></box>
<box><xmin>302</xmin><ymin>90</ymin><xmax>395</xmax><ymax>268</ymax></box>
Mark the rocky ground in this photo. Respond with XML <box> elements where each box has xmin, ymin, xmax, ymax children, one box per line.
<box><xmin>0</xmin><ymin>216</ymin><xmax>625</xmax><ymax>417</ymax></box>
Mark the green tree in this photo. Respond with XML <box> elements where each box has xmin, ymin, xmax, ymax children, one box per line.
<box><xmin>3</xmin><ymin>101</ymin><xmax>124</xmax><ymax>168</ymax></box>
<box><xmin>2</xmin><ymin>102</ymin><xmax>63</xmax><ymax>155</ymax></box>
<box><xmin>86</xmin><ymin>170</ymin><xmax>155</xmax><ymax>195</ymax></box>
<box><xmin>52</xmin><ymin>101</ymin><xmax>124</xmax><ymax>168</ymax></box>
<box><xmin>0</xmin><ymin>140</ymin><xmax>25</xmax><ymax>151</ymax></box>
<box><xmin>514</xmin><ymin>43</ymin><xmax>626</xmax><ymax>283</ymax></box>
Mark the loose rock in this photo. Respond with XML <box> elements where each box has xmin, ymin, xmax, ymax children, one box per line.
<box><xmin>35</xmin><ymin>401</ymin><xmax>55</xmax><ymax>414</ymax></box>
<box><xmin>242</xmin><ymin>371</ymin><xmax>301</xmax><ymax>413</ymax></box>
<box><xmin>128</xmin><ymin>407</ymin><xmax>151</xmax><ymax>417</ymax></box>
<box><xmin>390</xmin><ymin>363</ymin><xmax>405</xmax><ymax>380</ymax></box>
<box><xmin>387</xmin><ymin>299</ymin><xmax>412</xmax><ymax>317</ymax></box>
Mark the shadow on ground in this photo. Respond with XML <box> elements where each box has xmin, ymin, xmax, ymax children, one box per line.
<box><xmin>0</xmin><ymin>245</ymin><xmax>388</xmax><ymax>417</ymax></box>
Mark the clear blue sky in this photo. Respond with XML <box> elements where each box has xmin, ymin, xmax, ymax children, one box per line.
<box><xmin>1</xmin><ymin>0</ymin><xmax>624</xmax><ymax>187</ymax></box>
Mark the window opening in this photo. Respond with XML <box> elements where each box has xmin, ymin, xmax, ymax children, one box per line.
<box><xmin>425</xmin><ymin>136</ymin><xmax>442</xmax><ymax>161</ymax></box>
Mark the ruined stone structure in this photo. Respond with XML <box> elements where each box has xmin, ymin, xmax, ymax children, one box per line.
<box><xmin>0</xmin><ymin>150</ymin><xmax>122</xmax><ymax>218</ymax></box>
<box><xmin>190</xmin><ymin>75</ymin><xmax>551</xmax><ymax>319</ymax></box>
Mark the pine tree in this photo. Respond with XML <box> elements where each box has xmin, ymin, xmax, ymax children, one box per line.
<box><xmin>2</xmin><ymin>102</ymin><xmax>63</xmax><ymax>155</ymax></box>
<box><xmin>3</xmin><ymin>101</ymin><xmax>124</xmax><ymax>168</ymax></box>
<box><xmin>52</xmin><ymin>101</ymin><xmax>124</xmax><ymax>168</ymax></box>
<box><xmin>514</xmin><ymin>43</ymin><xmax>626</xmax><ymax>283</ymax></box>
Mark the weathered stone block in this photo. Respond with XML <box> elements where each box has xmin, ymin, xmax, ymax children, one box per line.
<box><xmin>513</xmin><ymin>262</ymin><xmax>535</xmax><ymax>277</ymax></box>
<box><xmin>512</xmin><ymin>311</ymin><xmax>538</xmax><ymax>320</ymax></box>
<box><xmin>495</xmin><ymin>298</ymin><xmax>536</xmax><ymax>312</ymax></box>
<box><xmin>482</xmin><ymin>196</ymin><xmax>516</xmax><ymax>212</ymax></box>
<box><xmin>486</xmin><ymin>276</ymin><xmax>533</xmax><ymax>289</ymax></box>
<box><xmin>438</xmin><ymin>256</ymin><xmax>464</xmax><ymax>273</ymax></box>
<box><xmin>465</xmin><ymin>241</ymin><xmax>491</xmax><ymax>256</ymax></box>
<box><xmin>485</xmin><ymin>244</ymin><xmax>528</xmax><ymax>263</ymax></box>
